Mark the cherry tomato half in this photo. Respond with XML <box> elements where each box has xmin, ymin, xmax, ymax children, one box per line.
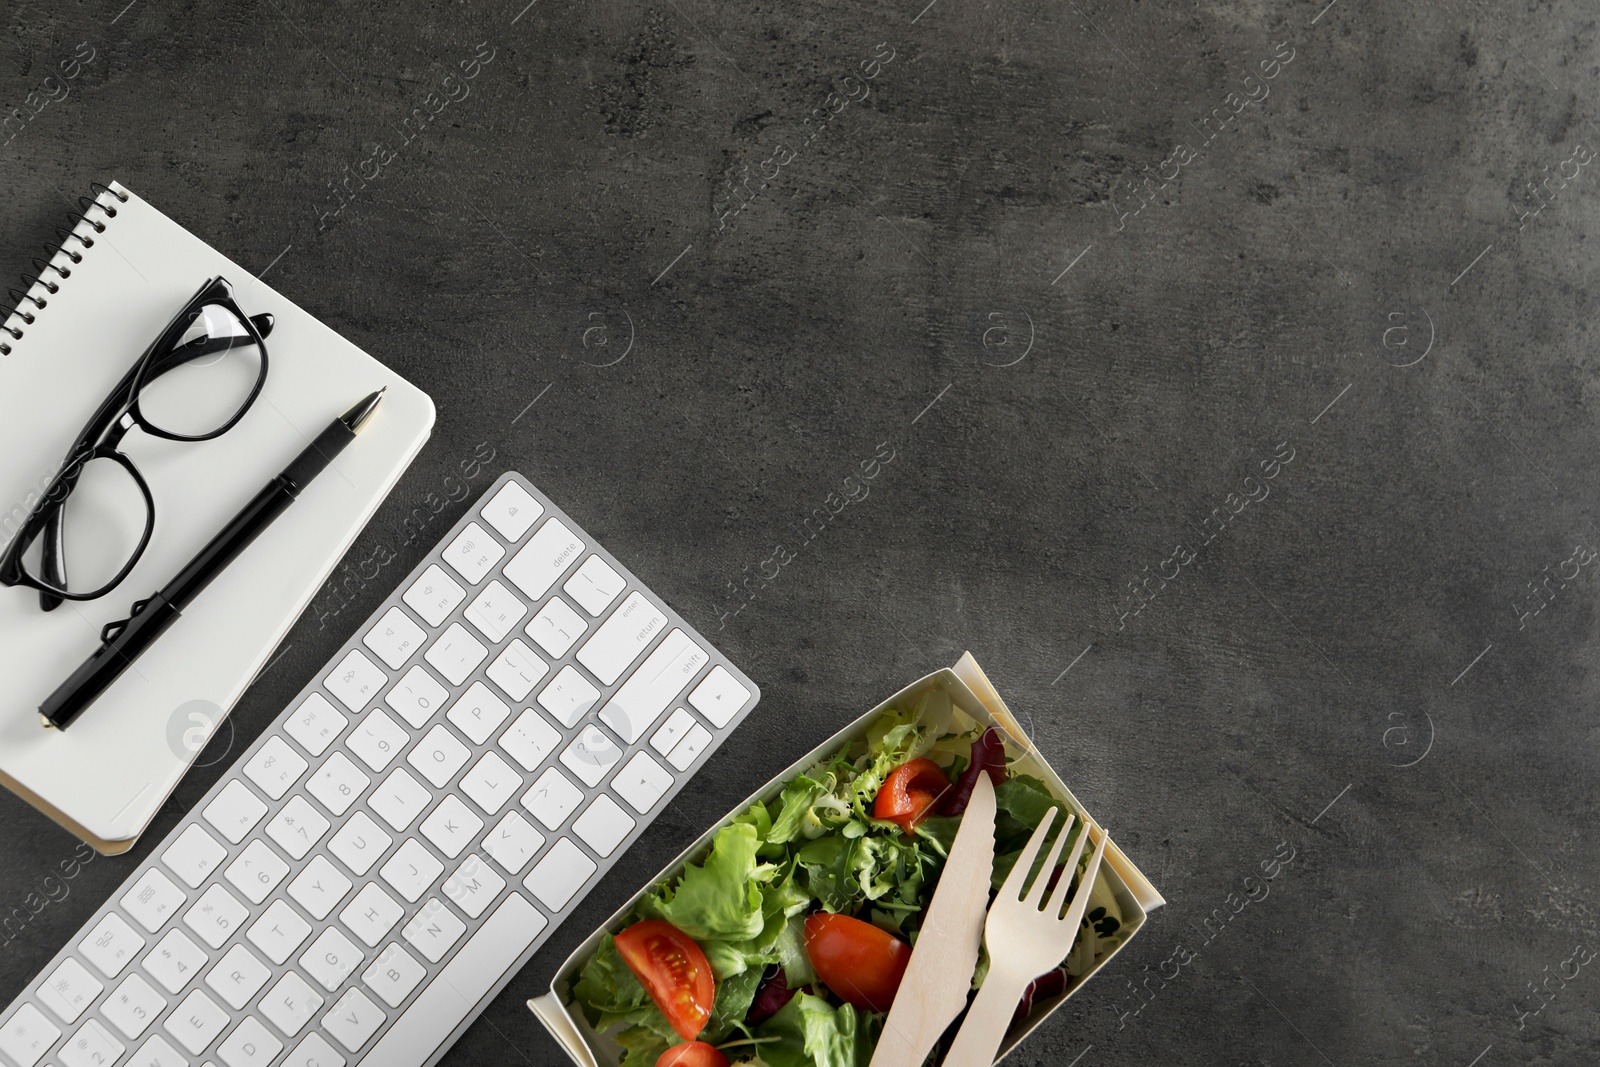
<box><xmin>615</xmin><ymin>920</ymin><xmax>716</xmax><ymax>1041</ymax></box>
<box><xmin>804</xmin><ymin>913</ymin><xmax>912</xmax><ymax>1013</ymax></box>
<box><xmin>873</xmin><ymin>757</ymin><xmax>949</xmax><ymax>833</ymax></box>
<box><xmin>657</xmin><ymin>1041</ymin><xmax>730</xmax><ymax>1067</ymax></box>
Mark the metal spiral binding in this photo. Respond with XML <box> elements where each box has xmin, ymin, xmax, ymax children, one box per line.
<box><xmin>1</xmin><ymin>184</ymin><xmax>126</xmax><ymax>356</ymax></box>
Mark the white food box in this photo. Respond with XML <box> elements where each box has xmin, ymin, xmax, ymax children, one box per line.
<box><xmin>529</xmin><ymin>653</ymin><xmax>1165</xmax><ymax>1065</ymax></box>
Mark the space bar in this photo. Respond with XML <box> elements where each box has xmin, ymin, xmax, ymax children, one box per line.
<box><xmin>361</xmin><ymin>894</ymin><xmax>549</xmax><ymax>1066</ymax></box>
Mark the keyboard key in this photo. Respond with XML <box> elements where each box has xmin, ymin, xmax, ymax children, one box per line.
<box><xmin>441</xmin><ymin>521</ymin><xmax>505</xmax><ymax>585</ymax></box>
<box><xmin>537</xmin><ymin>665</ymin><xmax>600</xmax><ymax>729</ymax></box>
<box><xmin>524</xmin><ymin>839</ymin><xmax>597</xmax><ymax>911</ymax></box>
<box><xmin>499</xmin><ymin>708</ymin><xmax>562</xmax><ymax>773</ymax></box>
<box><xmin>503</xmin><ymin>517</ymin><xmax>584</xmax><ymax>600</ymax></box>
<box><xmin>325</xmin><ymin>649</ymin><xmax>387</xmax><ymax>712</ymax></box>
<box><xmin>362</xmin><ymin>942</ymin><xmax>426</xmax><ymax>1008</ymax></box>
<box><xmin>441</xmin><ymin>854</ymin><xmax>505</xmax><ymax>919</ymax></box>
<box><xmin>284</xmin><ymin>693</ymin><xmax>347</xmax><ymax>757</ymax></box>
<box><xmin>37</xmin><ymin>958</ymin><xmax>100</xmax><ymax>1023</ymax></box>
<box><xmin>649</xmin><ymin>708</ymin><xmax>697</xmax><ymax>758</ymax></box>
<box><xmin>384</xmin><ymin>664</ymin><xmax>448</xmax><ymax>729</ymax></box>
<box><xmin>424</xmin><ymin>623</ymin><xmax>488</xmax><ymax>686</ymax></box>
<box><xmin>163</xmin><ymin>989</ymin><xmax>228</xmax><ymax>1055</ymax></box>
<box><xmin>408</xmin><ymin>724</ymin><xmax>470</xmax><ymax>788</ymax></box>
<box><xmin>480</xmin><ymin>481</ymin><xmax>543</xmax><ymax>541</ymax></box>
<box><xmin>564</xmin><ymin>555</ymin><xmax>626</xmax><ymax>616</ymax></box>
<box><xmin>224</xmin><ymin>840</ymin><xmax>291</xmax><ymax>904</ymax></box>
<box><xmin>101</xmin><ymin>973</ymin><xmax>166</xmax><ymax>1039</ymax></box>
<box><xmin>521</xmin><ymin>767</ymin><xmax>584</xmax><ymax>831</ymax></box>
<box><xmin>420</xmin><ymin>795</ymin><xmax>483</xmax><ymax>859</ymax></box>
<box><xmin>524</xmin><ymin>596</ymin><xmax>587</xmax><ymax>658</ymax></box>
<box><xmin>359</xmin><ymin>895</ymin><xmax>547</xmax><ymax>1064</ymax></box>
<box><xmin>341</xmin><ymin>883</ymin><xmax>405</xmax><ymax>947</ymax></box>
<box><xmin>162</xmin><ymin>824</ymin><xmax>227</xmax><ymax>893</ymax></box>
<box><xmin>202</xmin><ymin>779</ymin><xmax>269</xmax><ymax>845</ymax></box>
<box><xmin>347</xmin><ymin>707</ymin><xmax>410</xmax><ymax>772</ymax></box>
<box><xmin>300</xmin><ymin>927</ymin><xmax>364</xmax><ymax>992</ymax></box>
<box><xmin>363</xmin><ymin>606</ymin><xmax>427</xmax><ymax>670</ymax></box>
<box><xmin>380</xmin><ymin>839</ymin><xmax>444</xmax><ymax>903</ymax></box>
<box><xmin>363</xmin><ymin>604</ymin><xmax>425</xmax><ymax>671</ymax></box>
<box><xmin>328</xmin><ymin>812</ymin><xmax>393</xmax><ymax>877</ymax></box>
<box><xmin>484</xmin><ymin>639</ymin><xmax>548</xmax><ymax>702</ymax></box>
<box><xmin>668</xmin><ymin>722</ymin><xmax>715</xmax><ymax>771</ymax></box>
<box><xmin>573</xmin><ymin>794</ymin><xmax>636</xmax><ymax>858</ymax></box>
<box><xmin>141</xmin><ymin>929</ymin><xmax>207</xmax><ymax>995</ymax></box>
<box><xmin>308</xmin><ymin>752</ymin><xmax>370</xmax><ymax>817</ymax></box>
<box><xmin>323</xmin><ymin>987</ymin><xmax>386</xmax><ymax>1053</ymax></box>
<box><xmin>266</xmin><ymin>795</ymin><xmax>332</xmax><ymax>860</ymax></box>
<box><xmin>204</xmin><ymin>944</ymin><xmax>270</xmax><ymax>1010</ymax></box>
<box><xmin>463</xmin><ymin>579</ymin><xmax>527</xmax><ymax>643</ymax></box>
<box><xmin>246</xmin><ymin>900</ymin><xmax>312</xmax><ymax>965</ymax></box>
<box><xmin>597</xmin><ymin>629</ymin><xmax>708</xmax><ymax>743</ymax></box>
<box><xmin>369</xmin><ymin>767</ymin><xmax>432</xmax><ymax>832</ymax></box>
<box><xmin>80</xmin><ymin>912</ymin><xmax>145</xmax><ymax>978</ymax></box>
<box><xmin>482</xmin><ymin>812</ymin><xmax>545</xmax><ymax>875</ymax></box>
<box><xmin>612</xmin><ymin>751</ymin><xmax>674</xmax><ymax>814</ymax></box>
<box><xmin>689</xmin><ymin>665</ymin><xmax>753</xmax><ymax>727</ymax></box>
<box><xmin>216</xmin><ymin>1015</ymin><xmax>282</xmax><ymax>1067</ymax></box>
<box><xmin>260</xmin><ymin>972</ymin><xmax>324</xmax><ymax>1037</ymax></box>
<box><xmin>286</xmin><ymin>1032</ymin><xmax>347</xmax><ymax>1067</ymax></box>
<box><xmin>459</xmin><ymin>751</ymin><xmax>522</xmax><ymax>815</ymax></box>
<box><xmin>401</xmin><ymin>898</ymin><xmax>465</xmax><ymax>964</ymax></box>
<box><xmin>59</xmin><ymin>1018</ymin><xmax>123</xmax><ymax>1067</ymax></box>
<box><xmin>445</xmin><ymin>681</ymin><xmax>511</xmax><ymax>745</ymax></box>
<box><xmin>288</xmin><ymin>856</ymin><xmax>353</xmax><ymax>922</ymax></box>
<box><xmin>243</xmin><ymin>735</ymin><xmax>309</xmax><ymax>800</ymax></box>
<box><xmin>402</xmin><ymin>564</ymin><xmax>467</xmax><ymax>627</ymax></box>
<box><xmin>0</xmin><ymin>1003</ymin><xmax>60</xmax><ymax>1067</ymax></box>
<box><xmin>560</xmin><ymin>724</ymin><xmax>624</xmax><ymax>788</ymax></box>
<box><xmin>120</xmin><ymin>868</ymin><xmax>186</xmax><ymax>934</ymax></box>
<box><xmin>129</xmin><ymin>1033</ymin><xmax>186</xmax><ymax>1067</ymax></box>
<box><xmin>183</xmin><ymin>884</ymin><xmax>248</xmax><ymax>950</ymax></box>
<box><xmin>575</xmin><ymin>591</ymin><xmax>667</xmax><ymax>685</ymax></box>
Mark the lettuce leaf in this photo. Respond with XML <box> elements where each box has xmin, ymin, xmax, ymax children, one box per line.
<box><xmin>640</xmin><ymin>820</ymin><xmax>774</xmax><ymax>941</ymax></box>
<box><xmin>757</xmin><ymin>992</ymin><xmax>877</xmax><ymax>1067</ymax></box>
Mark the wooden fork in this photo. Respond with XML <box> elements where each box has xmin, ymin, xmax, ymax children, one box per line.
<box><xmin>943</xmin><ymin>806</ymin><xmax>1111</xmax><ymax>1067</ymax></box>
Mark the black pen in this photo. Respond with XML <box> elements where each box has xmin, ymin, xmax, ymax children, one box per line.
<box><xmin>40</xmin><ymin>389</ymin><xmax>386</xmax><ymax>731</ymax></box>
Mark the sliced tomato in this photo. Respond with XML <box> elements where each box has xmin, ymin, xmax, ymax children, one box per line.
<box><xmin>804</xmin><ymin>913</ymin><xmax>912</xmax><ymax>1013</ymax></box>
<box><xmin>873</xmin><ymin>757</ymin><xmax>949</xmax><ymax>833</ymax></box>
<box><xmin>615</xmin><ymin>920</ymin><xmax>716</xmax><ymax>1041</ymax></box>
<box><xmin>656</xmin><ymin>1042</ymin><xmax>730</xmax><ymax>1067</ymax></box>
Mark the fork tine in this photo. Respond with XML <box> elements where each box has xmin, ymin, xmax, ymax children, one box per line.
<box><xmin>1043</xmin><ymin>817</ymin><xmax>1093</xmax><ymax>917</ymax></box>
<box><xmin>1059</xmin><ymin>828</ymin><xmax>1111</xmax><ymax>929</ymax></box>
<box><xmin>999</xmin><ymin>805</ymin><xmax>1057</xmax><ymax>901</ymax></box>
<box><xmin>1023</xmin><ymin>813</ymin><xmax>1075</xmax><ymax>908</ymax></box>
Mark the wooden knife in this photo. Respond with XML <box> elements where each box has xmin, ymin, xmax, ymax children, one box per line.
<box><xmin>870</xmin><ymin>771</ymin><xmax>998</xmax><ymax>1067</ymax></box>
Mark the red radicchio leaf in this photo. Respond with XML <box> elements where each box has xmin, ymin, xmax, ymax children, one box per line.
<box><xmin>745</xmin><ymin>966</ymin><xmax>795</xmax><ymax>1025</ymax></box>
<box><xmin>938</xmin><ymin>727</ymin><xmax>1007</xmax><ymax>815</ymax></box>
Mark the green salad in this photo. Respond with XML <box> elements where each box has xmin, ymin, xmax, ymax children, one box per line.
<box><xmin>572</xmin><ymin>690</ymin><xmax>1128</xmax><ymax>1067</ymax></box>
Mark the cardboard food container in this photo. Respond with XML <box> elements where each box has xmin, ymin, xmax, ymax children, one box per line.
<box><xmin>529</xmin><ymin>653</ymin><xmax>1165</xmax><ymax>1065</ymax></box>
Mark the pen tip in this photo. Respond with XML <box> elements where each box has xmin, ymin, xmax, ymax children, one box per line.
<box><xmin>340</xmin><ymin>389</ymin><xmax>386</xmax><ymax>433</ymax></box>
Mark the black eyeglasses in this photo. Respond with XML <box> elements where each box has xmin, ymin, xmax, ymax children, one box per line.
<box><xmin>0</xmin><ymin>276</ymin><xmax>273</xmax><ymax>611</ymax></box>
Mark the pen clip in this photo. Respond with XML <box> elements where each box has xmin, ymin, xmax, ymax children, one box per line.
<box><xmin>100</xmin><ymin>595</ymin><xmax>155</xmax><ymax>643</ymax></box>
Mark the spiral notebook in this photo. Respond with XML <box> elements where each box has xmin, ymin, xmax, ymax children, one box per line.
<box><xmin>0</xmin><ymin>180</ymin><xmax>435</xmax><ymax>852</ymax></box>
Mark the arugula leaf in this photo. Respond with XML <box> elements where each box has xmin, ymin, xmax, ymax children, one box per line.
<box><xmin>702</xmin><ymin>966</ymin><xmax>764</xmax><ymax>1044</ymax></box>
<box><xmin>758</xmin><ymin>992</ymin><xmax>877</xmax><ymax>1067</ymax></box>
<box><xmin>612</xmin><ymin>1023</ymin><xmax>674</xmax><ymax>1067</ymax></box>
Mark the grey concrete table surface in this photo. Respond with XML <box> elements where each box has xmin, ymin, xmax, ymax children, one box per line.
<box><xmin>2</xmin><ymin>1</ymin><xmax>1596</xmax><ymax>1065</ymax></box>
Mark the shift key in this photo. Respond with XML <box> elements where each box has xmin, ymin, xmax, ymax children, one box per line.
<box><xmin>598</xmin><ymin>629</ymin><xmax>708</xmax><ymax>743</ymax></box>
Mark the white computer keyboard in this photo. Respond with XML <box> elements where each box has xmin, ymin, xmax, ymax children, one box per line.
<box><xmin>0</xmin><ymin>472</ymin><xmax>760</xmax><ymax>1067</ymax></box>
